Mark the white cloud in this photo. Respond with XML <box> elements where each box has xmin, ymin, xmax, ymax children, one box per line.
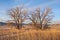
<box><xmin>12</xmin><ymin>0</ymin><xmax>22</xmax><ymax>4</ymax></box>
<box><xmin>12</xmin><ymin>0</ymin><xmax>20</xmax><ymax>2</ymax></box>
<box><xmin>24</xmin><ymin>0</ymin><xmax>32</xmax><ymax>7</ymax></box>
<box><xmin>24</xmin><ymin>0</ymin><xmax>59</xmax><ymax>11</ymax></box>
<box><xmin>52</xmin><ymin>19</ymin><xmax>60</xmax><ymax>24</ymax></box>
<box><xmin>39</xmin><ymin>0</ymin><xmax>59</xmax><ymax>7</ymax></box>
<box><xmin>10</xmin><ymin>0</ymin><xmax>60</xmax><ymax>11</ymax></box>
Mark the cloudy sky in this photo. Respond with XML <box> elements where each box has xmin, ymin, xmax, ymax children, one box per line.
<box><xmin>0</xmin><ymin>0</ymin><xmax>60</xmax><ymax>22</ymax></box>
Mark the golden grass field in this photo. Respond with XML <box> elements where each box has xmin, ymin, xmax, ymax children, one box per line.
<box><xmin>0</xmin><ymin>25</ymin><xmax>60</xmax><ymax>40</ymax></box>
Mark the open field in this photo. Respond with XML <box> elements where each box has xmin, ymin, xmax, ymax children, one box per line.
<box><xmin>0</xmin><ymin>0</ymin><xmax>60</xmax><ymax>40</ymax></box>
<box><xmin>0</xmin><ymin>25</ymin><xmax>60</xmax><ymax>40</ymax></box>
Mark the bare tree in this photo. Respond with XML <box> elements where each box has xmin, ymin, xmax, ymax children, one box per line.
<box><xmin>7</xmin><ymin>6</ymin><xmax>27</xmax><ymax>29</ymax></box>
<box><xmin>28</xmin><ymin>7</ymin><xmax>53</xmax><ymax>29</ymax></box>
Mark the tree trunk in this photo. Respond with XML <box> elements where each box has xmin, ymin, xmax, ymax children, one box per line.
<box><xmin>40</xmin><ymin>22</ymin><xmax>43</xmax><ymax>29</ymax></box>
<box><xmin>17</xmin><ymin>24</ymin><xmax>20</xmax><ymax>29</ymax></box>
<box><xmin>16</xmin><ymin>20</ymin><xmax>20</xmax><ymax>29</ymax></box>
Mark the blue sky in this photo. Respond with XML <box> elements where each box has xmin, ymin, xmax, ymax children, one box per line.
<box><xmin>0</xmin><ymin>0</ymin><xmax>60</xmax><ymax>22</ymax></box>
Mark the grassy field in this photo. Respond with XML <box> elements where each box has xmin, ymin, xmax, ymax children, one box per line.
<box><xmin>0</xmin><ymin>25</ymin><xmax>60</xmax><ymax>40</ymax></box>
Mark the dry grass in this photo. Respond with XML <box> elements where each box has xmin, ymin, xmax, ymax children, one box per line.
<box><xmin>0</xmin><ymin>25</ymin><xmax>60</xmax><ymax>40</ymax></box>
<box><xmin>17</xmin><ymin>29</ymin><xmax>60</xmax><ymax>40</ymax></box>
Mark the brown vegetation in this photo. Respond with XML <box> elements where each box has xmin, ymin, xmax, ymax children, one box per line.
<box><xmin>0</xmin><ymin>28</ymin><xmax>60</xmax><ymax>40</ymax></box>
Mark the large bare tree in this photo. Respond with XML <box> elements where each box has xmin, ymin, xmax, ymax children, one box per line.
<box><xmin>7</xmin><ymin>6</ymin><xmax>27</xmax><ymax>29</ymax></box>
<box><xmin>28</xmin><ymin>7</ymin><xmax>53</xmax><ymax>29</ymax></box>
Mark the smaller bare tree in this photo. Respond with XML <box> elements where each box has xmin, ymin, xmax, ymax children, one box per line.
<box><xmin>28</xmin><ymin>7</ymin><xmax>53</xmax><ymax>29</ymax></box>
